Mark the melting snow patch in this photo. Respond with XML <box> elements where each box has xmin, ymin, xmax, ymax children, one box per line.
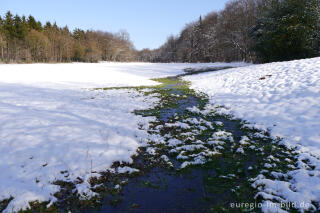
<box><xmin>239</xmin><ymin>136</ymin><xmax>250</xmax><ymax>145</ymax></box>
<box><xmin>146</xmin><ymin>147</ymin><xmax>157</xmax><ymax>155</ymax></box>
<box><xmin>167</xmin><ymin>138</ymin><xmax>183</xmax><ymax>147</ymax></box>
<box><xmin>211</xmin><ymin>130</ymin><xmax>234</xmax><ymax>142</ymax></box>
<box><xmin>180</xmin><ymin>155</ymin><xmax>207</xmax><ymax>169</ymax></box>
<box><xmin>117</xmin><ymin>166</ymin><xmax>140</xmax><ymax>174</ymax></box>
<box><xmin>165</xmin><ymin>122</ymin><xmax>190</xmax><ymax>129</ymax></box>
<box><xmin>214</xmin><ymin>121</ymin><xmax>224</xmax><ymax>127</ymax></box>
<box><xmin>236</xmin><ymin>147</ymin><xmax>245</xmax><ymax>154</ymax></box>
<box><xmin>186</xmin><ymin>106</ymin><xmax>201</xmax><ymax>114</ymax></box>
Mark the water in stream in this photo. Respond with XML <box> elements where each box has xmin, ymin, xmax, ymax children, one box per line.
<box><xmin>82</xmin><ymin>69</ymin><xmax>297</xmax><ymax>213</ymax></box>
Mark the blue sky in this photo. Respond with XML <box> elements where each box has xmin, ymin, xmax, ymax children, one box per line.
<box><xmin>0</xmin><ymin>0</ymin><xmax>229</xmax><ymax>50</ymax></box>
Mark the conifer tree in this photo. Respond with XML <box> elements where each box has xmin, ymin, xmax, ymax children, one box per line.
<box><xmin>251</xmin><ymin>0</ymin><xmax>320</xmax><ymax>62</ymax></box>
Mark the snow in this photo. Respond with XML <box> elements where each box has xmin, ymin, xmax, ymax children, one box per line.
<box><xmin>211</xmin><ymin>130</ymin><xmax>234</xmax><ymax>142</ymax></box>
<box><xmin>165</xmin><ymin>121</ymin><xmax>191</xmax><ymax>129</ymax></box>
<box><xmin>239</xmin><ymin>136</ymin><xmax>250</xmax><ymax>145</ymax></box>
<box><xmin>184</xmin><ymin>57</ymin><xmax>320</xmax><ymax>155</ymax></box>
<box><xmin>184</xmin><ymin>57</ymin><xmax>320</xmax><ymax>212</ymax></box>
<box><xmin>117</xmin><ymin>166</ymin><xmax>140</xmax><ymax>174</ymax></box>
<box><xmin>0</xmin><ymin>62</ymin><xmax>246</xmax><ymax>89</ymax></box>
<box><xmin>180</xmin><ymin>155</ymin><xmax>207</xmax><ymax>169</ymax></box>
<box><xmin>0</xmin><ymin>86</ymin><xmax>156</xmax><ymax>212</ymax></box>
<box><xmin>236</xmin><ymin>147</ymin><xmax>245</xmax><ymax>154</ymax></box>
<box><xmin>2</xmin><ymin>59</ymin><xmax>318</xmax><ymax>212</ymax></box>
<box><xmin>146</xmin><ymin>147</ymin><xmax>157</xmax><ymax>155</ymax></box>
<box><xmin>0</xmin><ymin>61</ymin><xmax>245</xmax><ymax>212</ymax></box>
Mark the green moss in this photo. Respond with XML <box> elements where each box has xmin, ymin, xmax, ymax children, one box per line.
<box><xmin>18</xmin><ymin>201</ymin><xmax>59</xmax><ymax>213</ymax></box>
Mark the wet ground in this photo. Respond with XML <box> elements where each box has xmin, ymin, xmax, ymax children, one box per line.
<box><xmin>6</xmin><ymin>68</ymin><xmax>298</xmax><ymax>213</ymax></box>
<box><xmin>82</xmin><ymin>68</ymin><xmax>297</xmax><ymax>213</ymax></box>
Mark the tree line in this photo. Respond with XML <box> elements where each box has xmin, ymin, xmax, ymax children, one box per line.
<box><xmin>1</xmin><ymin>0</ymin><xmax>319</xmax><ymax>64</ymax></box>
<box><xmin>0</xmin><ymin>11</ymin><xmax>136</xmax><ymax>63</ymax></box>
<box><xmin>137</xmin><ymin>0</ymin><xmax>320</xmax><ymax>63</ymax></box>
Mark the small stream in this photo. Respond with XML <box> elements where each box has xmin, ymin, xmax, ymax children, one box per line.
<box><xmin>83</xmin><ymin>68</ymin><xmax>296</xmax><ymax>213</ymax></box>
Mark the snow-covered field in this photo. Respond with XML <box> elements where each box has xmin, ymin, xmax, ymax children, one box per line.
<box><xmin>0</xmin><ymin>87</ymin><xmax>157</xmax><ymax>212</ymax></box>
<box><xmin>184</xmin><ymin>57</ymin><xmax>320</xmax><ymax>212</ymax></box>
<box><xmin>1</xmin><ymin>59</ymin><xmax>319</xmax><ymax>212</ymax></box>
<box><xmin>0</xmin><ymin>62</ymin><xmax>243</xmax><ymax>212</ymax></box>
<box><xmin>0</xmin><ymin>62</ymin><xmax>245</xmax><ymax>89</ymax></box>
<box><xmin>184</xmin><ymin>58</ymin><xmax>320</xmax><ymax>156</ymax></box>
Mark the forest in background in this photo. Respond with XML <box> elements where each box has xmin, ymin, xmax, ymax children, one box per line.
<box><xmin>1</xmin><ymin>0</ymin><xmax>319</xmax><ymax>64</ymax></box>
<box><xmin>137</xmin><ymin>0</ymin><xmax>320</xmax><ymax>63</ymax></box>
<box><xmin>0</xmin><ymin>12</ymin><xmax>136</xmax><ymax>63</ymax></box>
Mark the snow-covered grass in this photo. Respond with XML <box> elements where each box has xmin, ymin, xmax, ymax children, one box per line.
<box><xmin>0</xmin><ymin>62</ymin><xmax>245</xmax><ymax>212</ymax></box>
<box><xmin>184</xmin><ymin>57</ymin><xmax>320</xmax><ymax>212</ymax></box>
<box><xmin>184</xmin><ymin>57</ymin><xmax>320</xmax><ymax>155</ymax></box>
<box><xmin>0</xmin><ymin>85</ymin><xmax>157</xmax><ymax>212</ymax></box>
<box><xmin>0</xmin><ymin>62</ymin><xmax>246</xmax><ymax>89</ymax></box>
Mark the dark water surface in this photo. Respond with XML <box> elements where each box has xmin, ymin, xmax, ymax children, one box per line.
<box><xmin>83</xmin><ymin>68</ymin><xmax>293</xmax><ymax>213</ymax></box>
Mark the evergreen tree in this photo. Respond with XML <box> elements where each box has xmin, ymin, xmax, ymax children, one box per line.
<box><xmin>27</xmin><ymin>15</ymin><xmax>42</xmax><ymax>31</ymax></box>
<box><xmin>13</xmin><ymin>15</ymin><xmax>27</xmax><ymax>40</ymax></box>
<box><xmin>3</xmin><ymin>11</ymin><xmax>14</xmax><ymax>40</ymax></box>
<box><xmin>0</xmin><ymin>15</ymin><xmax>5</xmax><ymax>61</ymax></box>
<box><xmin>0</xmin><ymin>15</ymin><xmax>3</xmax><ymax>27</ymax></box>
<box><xmin>251</xmin><ymin>0</ymin><xmax>320</xmax><ymax>62</ymax></box>
<box><xmin>73</xmin><ymin>28</ymin><xmax>85</xmax><ymax>40</ymax></box>
<box><xmin>44</xmin><ymin>21</ymin><xmax>52</xmax><ymax>30</ymax></box>
<box><xmin>0</xmin><ymin>11</ymin><xmax>136</xmax><ymax>63</ymax></box>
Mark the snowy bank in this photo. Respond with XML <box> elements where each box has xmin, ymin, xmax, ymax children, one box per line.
<box><xmin>184</xmin><ymin>57</ymin><xmax>320</xmax><ymax>212</ymax></box>
<box><xmin>184</xmin><ymin>58</ymin><xmax>320</xmax><ymax>154</ymax></box>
